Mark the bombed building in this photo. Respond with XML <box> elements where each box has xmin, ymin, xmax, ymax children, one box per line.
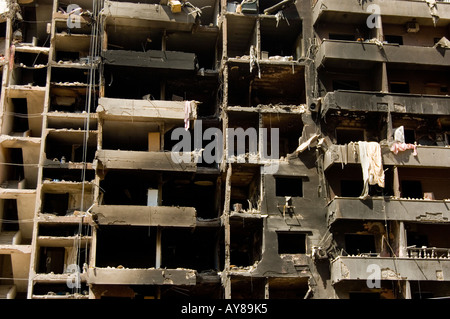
<box><xmin>0</xmin><ymin>0</ymin><xmax>449</xmax><ymax>300</ymax></box>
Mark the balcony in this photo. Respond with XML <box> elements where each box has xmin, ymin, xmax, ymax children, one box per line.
<box><xmin>91</xmin><ymin>204</ymin><xmax>197</xmax><ymax>228</ymax></box>
<box><xmin>315</xmin><ymin>40</ymin><xmax>450</xmax><ymax>70</ymax></box>
<box><xmin>320</xmin><ymin>90</ymin><xmax>450</xmax><ymax>116</ymax></box>
<box><xmin>313</xmin><ymin>0</ymin><xmax>450</xmax><ymax>26</ymax></box>
<box><xmin>327</xmin><ymin>197</ymin><xmax>450</xmax><ymax>225</ymax></box>
<box><xmin>324</xmin><ymin>143</ymin><xmax>450</xmax><ymax>171</ymax></box>
<box><xmin>95</xmin><ymin>150</ymin><xmax>197</xmax><ymax>172</ymax></box>
<box><xmin>87</xmin><ymin>267</ymin><xmax>196</xmax><ymax>285</ymax></box>
<box><xmin>331</xmin><ymin>255</ymin><xmax>450</xmax><ymax>285</ymax></box>
<box><xmin>101</xmin><ymin>0</ymin><xmax>198</xmax><ymax>31</ymax></box>
<box><xmin>97</xmin><ymin>97</ymin><xmax>197</xmax><ymax>122</ymax></box>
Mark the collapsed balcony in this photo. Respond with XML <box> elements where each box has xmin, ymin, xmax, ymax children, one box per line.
<box><xmin>227</xmin><ymin>61</ymin><xmax>306</xmax><ymax>107</ymax></box>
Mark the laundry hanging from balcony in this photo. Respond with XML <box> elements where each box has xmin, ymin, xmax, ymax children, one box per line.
<box><xmin>358</xmin><ymin>141</ymin><xmax>385</xmax><ymax>199</ymax></box>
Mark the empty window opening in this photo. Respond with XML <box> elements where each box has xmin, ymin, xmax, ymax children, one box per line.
<box><xmin>401</xmin><ymin>180</ymin><xmax>423</xmax><ymax>199</ymax></box>
<box><xmin>54</xmin><ymin>33</ymin><xmax>91</xmax><ymax>62</ymax></box>
<box><xmin>96</xmin><ymin>226</ymin><xmax>157</xmax><ymax>268</ymax></box>
<box><xmin>51</xmin><ymin>67</ymin><xmax>92</xmax><ymax>84</ymax></box>
<box><xmin>230</xmin><ymin>219</ymin><xmax>262</xmax><ymax>267</ymax></box>
<box><xmin>39</xmin><ymin>224</ymin><xmax>89</xmax><ymax>237</ymax></box>
<box><xmin>332</xmin><ymin>80</ymin><xmax>360</xmax><ymax>91</ymax></box>
<box><xmin>260</xmin><ymin>18</ymin><xmax>302</xmax><ymax>58</ymax></box>
<box><xmin>230</xmin><ymin>277</ymin><xmax>266</xmax><ymax>299</ymax></box>
<box><xmin>38</xmin><ymin>247</ymin><xmax>65</xmax><ymax>274</ymax></box>
<box><xmin>32</xmin><ymin>283</ymin><xmax>89</xmax><ymax>297</ymax></box>
<box><xmin>106</xmin><ymin>26</ymin><xmax>162</xmax><ymax>52</ymax></box>
<box><xmin>49</xmin><ymin>86</ymin><xmax>96</xmax><ymax>113</ymax></box>
<box><xmin>43</xmin><ymin>168</ymin><xmax>95</xmax><ymax>183</ymax></box>
<box><xmin>2</xmin><ymin>199</ymin><xmax>19</xmax><ymax>232</ymax></box>
<box><xmin>406</xmin><ymin>223</ymin><xmax>450</xmax><ymax>257</ymax></box>
<box><xmin>344</xmin><ymin>234</ymin><xmax>376</xmax><ymax>255</ymax></box>
<box><xmin>45</xmin><ymin>133</ymin><xmax>96</xmax><ymax>163</ymax></box>
<box><xmin>104</xmin><ymin>65</ymin><xmax>162</xmax><ymax>100</ymax></box>
<box><xmin>42</xmin><ymin>193</ymin><xmax>69</xmax><ymax>216</ymax></box>
<box><xmin>0</xmin><ymin>255</ymin><xmax>13</xmax><ymax>285</ymax></box>
<box><xmin>340</xmin><ymin>180</ymin><xmax>363</xmax><ymax>197</ymax></box>
<box><xmin>11</xmin><ymin>98</ymin><xmax>29</xmax><ymax>135</ymax></box>
<box><xmin>275</xmin><ymin>177</ymin><xmax>303</xmax><ymax>197</ymax></box>
<box><xmin>55</xmin><ymin>51</ymin><xmax>80</xmax><ymax>63</ymax></box>
<box><xmin>404</xmin><ymin>129</ymin><xmax>416</xmax><ymax>144</ymax></box>
<box><xmin>384</xmin><ymin>35</ymin><xmax>403</xmax><ymax>45</ymax></box>
<box><xmin>14</xmin><ymin>51</ymin><xmax>48</xmax><ymax>66</ymax></box>
<box><xmin>162</xmin><ymin>175</ymin><xmax>219</xmax><ymax>219</ymax></box>
<box><xmin>100</xmin><ymin>170</ymin><xmax>159</xmax><ymax>206</ymax></box>
<box><xmin>268</xmin><ymin>277</ymin><xmax>309</xmax><ymax>299</ymax></box>
<box><xmin>161</xmin><ymin>228</ymin><xmax>220</xmax><ymax>271</ymax></box>
<box><xmin>37</xmin><ymin>246</ymin><xmax>88</xmax><ymax>275</ymax></box>
<box><xmin>227</xmin><ymin>113</ymin><xmax>259</xmax><ymax>157</ymax></box>
<box><xmin>336</xmin><ymin>129</ymin><xmax>365</xmax><ymax>144</ymax></box>
<box><xmin>103</xmin><ymin>121</ymin><xmax>159</xmax><ymax>152</ymax></box>
<box><xmin>263</xmin><ymin>114</ymin><xmax>303</xmax><ymax>158</ymax></box>
<box><xmin>11</xmin><ymin>66</ymin><xmax>47</xmax><ymax>86</ymax></box>
<box><xmin>228</xmin><ymin>64</ymin><xmax>306</xmax><ymax>107</ymax></box>
<box><xmin>226</xmin><ymin>15</ymin><xmax>255</xmax><ymax>58</ymax></box>
<box><xmin>6</xmin><ymin>148</ymin><xmax>25</xmax><ymax>185</ymax></box>
<box><xmin>407</xmin><ymin>232</ymin><xmax>428</xmax><ymax>248</ymax></box>
<box><xmin>390</xmin><ymin>82</ymin><xmax>410</xmax><ymax>93</ymax></box>
<box><xmin>329</xmin><ymin>34</ymin><xmax>355</xmax><ymax>41</ymax></box>
<box><xmin>277</xmin><ymin>232</ymin><xmax>306</xmax><ymax>254</ymax></box>
<box><xmin>230</xmin><ymin>166</ymin><xmax>260</xmax><ymax>212</ymax></box>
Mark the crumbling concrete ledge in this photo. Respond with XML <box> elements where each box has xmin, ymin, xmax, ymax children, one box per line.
<box><xmin>88</xmin><ymin>267</ymin><xmax>197</xmax><ymax>285</ymax></box>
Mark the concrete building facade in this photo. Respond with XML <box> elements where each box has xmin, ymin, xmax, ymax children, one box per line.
<box><xmin>0</xmin><ymin>0</ymin><xmax>449</xmax><ymax>299</ymax></box>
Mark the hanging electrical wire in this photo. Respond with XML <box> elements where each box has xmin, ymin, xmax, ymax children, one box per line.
<box><xmin>71</xmin><ymin>0</ymin><xmax>103</xmax><ymax>295</ymax></box>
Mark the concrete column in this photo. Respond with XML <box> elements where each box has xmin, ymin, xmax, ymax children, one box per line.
<box><xmin>393</xmin><ymin>166</ymin><xmax>400</xmax><ymax>198</ymax></box>
<box><xmin>399</xmin><ymin>221</ymin><xmax>407</xmax><ymax>258</ymax></box>
<box><xmin>403</xmin><ymin>280</ymin><xmax>412</xmax><ymax>299</ymax></box>
<box><xmin>156</xmin><ymin>226</ymin><xmax>162</xmax><ymax>269</ymax></box>
<box><xmin>223</xmin><ymin>165</ymin><xmax>232</xmax><ymax>299</ymax></box>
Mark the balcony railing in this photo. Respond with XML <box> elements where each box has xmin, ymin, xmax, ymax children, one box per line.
<box><xmin>407</xmin><ymin>246</ymin><xmax>450</xmax><ymax>259</ymax></box>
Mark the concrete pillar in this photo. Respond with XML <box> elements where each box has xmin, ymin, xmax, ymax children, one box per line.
<box><xmin>156</xmin><ymin>226</ymin><xmax>162</xmax><ymax>269</ymax></box>
<box><xmin>399</xmin><ymin>221</ymin><xmax>407</xmax><ymax>258</ymax></box>
<box><xmin>403</xmin><ymin>280</ymin><xmax>412</xmax><ymax>299</ymax></box>
<box><xmin>393</xmin><ymin>166</ymin><xmax>400</xmax><ymax>198</ymax></box>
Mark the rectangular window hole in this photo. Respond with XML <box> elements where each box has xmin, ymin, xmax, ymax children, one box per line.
<box><xmin>340</xmin><ymin>180</ymin><xmax>364</xmax><ymax>197</ymax></box>
<box><xmin>42</xmin><ymin>193</ymin><xmax>69</xmax><ymax>216</ymax></box>
<box><xmin>275</xmin><ymin>177</ymin><xmax>303</xmax><ymax>197</ymax></box>
<box><xmin>390</xmin><ymin>82</ymin><xmax>410</xmax><ymax>93</ymax></box>
<box><xmin>401</xmin><ymin>180</ymin><xmax>423</xmax><ymax>199</ymax></box>
<box><xmin>344</xmin><ymin>234</ymin><xmax>376</xmax><ymax>255</ymax></box>
<box><xmin>277</xmin><ymin>232</ymin><xmax>306</xmax><ymax>254</ymax></box>
<box><xmin>336</xmin><ymin>129</ymin><xmax>365</xmax><ymax>144</ymax></box>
